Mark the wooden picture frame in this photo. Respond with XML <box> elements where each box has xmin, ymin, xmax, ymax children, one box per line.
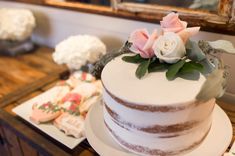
<box><xmin>4</xmin><ymin>0</ymin><xmax>235</xmax><ymax>34</ymax></box>
<box><xmin>111</xmin><ymin>0</ymin><xmax>235</xmax><ymax>33</ymax></box>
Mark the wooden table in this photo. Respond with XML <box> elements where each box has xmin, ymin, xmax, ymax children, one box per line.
<box><xmin>0</xmin><ymin>46</ymin><xmax>234</xmax><ymax>156</ymax></box>
<box><xmin>0</xmin><ymin>47</ymin><xmax>97</xmax><ymax>156</ymax></box>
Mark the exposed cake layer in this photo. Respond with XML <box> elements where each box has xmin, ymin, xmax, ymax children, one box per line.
<box><xmin>103</xmin><ymin>90</ymin><xmax>215</xmax><ymax>128</ymax></box>
<box><xmin>103</xmin><ymin>90</ymin><xmax>214</xmax><ymax>155</ymax></box>
<box><xmin>104</xmin><ymin>103</ymin><xmax>213</xmax><ymax>137</ymax></box>
<box><xmin>104</xmin><ymin>106</ymin><xmax>212</xmax><ymax>156</ymax></box>
<box><xmin>101</xmin><ymin>54</ymin><xmax>206</xmax><ymax>106</ymax></box>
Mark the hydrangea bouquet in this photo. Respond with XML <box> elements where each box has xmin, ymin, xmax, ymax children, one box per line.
<box><xmin>53</xmin><ymin>35</ymin><xmax>106</xmax><ymax>71</ymax></box>
<box><xmin>122</xmin><ymin>12</ymin><xmax>235</xmax><ymax>81</ymax></box>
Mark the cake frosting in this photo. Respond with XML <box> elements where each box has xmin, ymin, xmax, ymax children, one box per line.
<box><xmin>101</xmin><ymin>54</ymin><xmax>215</xmax><ymax>155</ymax></box>
<box><xmin>102</xmin><ymin>54</ymin><xmax>206</xmax><ymax>106</ymax></box>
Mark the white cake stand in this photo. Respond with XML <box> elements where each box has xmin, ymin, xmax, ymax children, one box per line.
<box><xmin>85</xmin><ymin>103</ymin><xmax>232</xmax><ymax>156</ymax></box>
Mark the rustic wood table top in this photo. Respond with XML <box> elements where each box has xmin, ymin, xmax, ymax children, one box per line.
<box><xmin>0</xmin><ymin>46</ymin><xmax>234</xmax><ymax>156</ymax></box>
<box><xmin>0</xmin><ymin>46</ymin><xmax>97</xmax><ymax>156</ymax></box>
<box><xmin>0</xmin><ymin>46</ymin><xmax>67</xmax><ymax>107</ymax></box>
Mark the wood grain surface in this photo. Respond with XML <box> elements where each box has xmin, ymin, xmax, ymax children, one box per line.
<box><xmin>2</xmin><ymin>0</ymin><xmax>235</xmax><ymax>34</ymax></box>
<box><xmin>0</xmin><ymin>47</ymin><xmax>67</xmax><ymax>107</ymax></box>
<box><xmin>9</xmin><ymin>0</ymin><xmax>231</xmax><ymax>35</ymax></box>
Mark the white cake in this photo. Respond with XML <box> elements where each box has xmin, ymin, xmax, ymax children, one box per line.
<box><xmin>101</xmin><ymin>54</ymin><xmax>215</xmax><ymax>155</ymax></box>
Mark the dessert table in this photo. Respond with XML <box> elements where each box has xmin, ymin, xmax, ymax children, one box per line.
<box><xmin>0</xmin><ymin>46</ymin><xmax>98</xmax><ymax>156</ymax></box>
<box><xmin>0</xmin><ymin>46</ymin><xmax>233</xmax><ymax>156</ymax></box>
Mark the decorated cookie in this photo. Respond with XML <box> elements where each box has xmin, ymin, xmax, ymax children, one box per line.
<box><xmin>30</xmin><ymin>102</ymin><xmax>61</xmax><ymax>124</ymax></box>
<box><xmin>56</xmin><ymin>71</ymin><xmax>97</xmax><ymax>89</ymax></box>
<box><xmin>54</xmin><ymin>113</ymin><xmax>85</xmax><ymax>138</ymax></box>
<box><xmin>29</xmin><ymin>71</ymin><xmax>102</xmax><ymax>138</ymax></box>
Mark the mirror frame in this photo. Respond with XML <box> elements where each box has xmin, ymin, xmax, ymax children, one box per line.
<box><xmin>5</xmin><ymin>0</ymin><xmax>235</xmax><ymax>35</ymax></box>
<box><xmin>112</xmin><ymin>0</ymin><xmax>235</xmax><ymax>33</ymax></box>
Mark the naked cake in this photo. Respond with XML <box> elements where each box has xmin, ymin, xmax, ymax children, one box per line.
<box><xmin>102</xmin><ymin>54</ymin><xmax>214</xmax><ymax>155</ymax></box>
<box><xmin>99</xmin><ymin>12</ymin><xmax>234</xmax><ymax>156</ymax></box>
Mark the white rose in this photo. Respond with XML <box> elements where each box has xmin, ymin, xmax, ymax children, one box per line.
<box><xmin>153</xmin><ymin>32</ymin><xmax>186</xmax><ymax>64</ymax></box>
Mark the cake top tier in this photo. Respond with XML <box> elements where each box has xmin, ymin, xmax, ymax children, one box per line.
<box><xmin>102</xmin><ymin>54</ymin><xmax>206</xmax><ymax>106</ymax></box>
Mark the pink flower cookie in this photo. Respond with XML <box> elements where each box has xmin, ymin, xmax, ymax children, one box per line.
<box><xmin>60</xmin><ymin>92</ymin><xmax>82</xmax><ymax>116</ymax></box>
<box><xmin>30</xmin><ymin>102</ymin><xmax>62</xmax><ymax>124</ymax></box>
<box><xmin>61</xmin><ymin>93</ymin><xmax>82</xmax><ymax>104</ymax></box>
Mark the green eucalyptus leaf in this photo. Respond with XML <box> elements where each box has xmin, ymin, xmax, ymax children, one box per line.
<box><xmin>179</xmin><ymin>61</ymin><xmax>204</xmax><ymax>74</ymax></box>
<box><xmin>186</xmin><ymin>40</ymin><xmax>206</xmax><ymax>62</ymax></box>
<box><xmin>196</xmin><ymin>69</ymin><xmax>226</xmax><ymax>102</ymax></box>
<box><xmin>166</xmin><ymin>60</ymin><xmax>186</xmax><ymax>80</ymax></box>
<box><xmin>135</xmin><ymin>59</ymin><xmax>151</xmax><ymax>79</ymax></box>
<box><xmin>200</xmin><ymin>59</ymin><xmax>215</xmax><ymax>75</ymax></box>
<box><xmin>122</xmin><ymin>54</ymin><xmax>146</xmax><ymax>63</ymax></box>
<box><xmin>149</xmin><ymin>63</ymin><xmax>168</xmax><ymax>73</ymax></box>
<box><xmin>209</xmin><ymin>40</ymin><xmax>235</xmax><ymax>54</ymax></box>
<box><xmin>147</xmin><ymin>58</ymin><xmax>169</xmax><ymax>73</ymax></box>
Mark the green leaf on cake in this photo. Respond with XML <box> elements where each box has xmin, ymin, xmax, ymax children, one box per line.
<box><xmin>166</xmin><ymin>60</ymin><xmax>186</xmax><ymax>80</ymax></box>
<box><xmin>149</xmin><ymin>64</ymin><xmax>168</xmax><ymax>73</ymax></box>
<box><xmin>199</xmin><ymin>59</ymin><xmax>215</xmax><ymax>75</ymax></box>
<box><xmin>186</xmin><ymin>40</ymin><xmax>206</xmax><ymax>62</ymax></box>
<box><xmin>196</xmin><ymin>68</ymin><xmax>226</xmax><ymax>102</ymax></box>
<box><xmin>148</xmin><ymin>59</ymin><xmax>168</xmax><ymax>73</ymax></box>
<box><xmin>179</xmin><ymin>61</ymin><xmax>204</xmax><ymax>74</ymax></box>
<box><xmin>122</xmin><ymin>54</ymin><xmax>146</xmax><ymax>64</ymax></box>
<box><xmin>135</xmin><ymin>59</ymin><xmax>151</xmax><ymax>79</ymax></box>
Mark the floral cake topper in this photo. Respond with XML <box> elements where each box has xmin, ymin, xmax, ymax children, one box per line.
<box><xmin>91</xmin><ymin>12</ymin><xmax>235</xmax><ymax>101</ymax></box>
<box><xmin>122</xmin><ymin>12</ymin><xmax>235</xmax><ymax>83</ymax></box>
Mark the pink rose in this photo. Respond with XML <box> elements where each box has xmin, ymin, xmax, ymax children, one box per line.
<box><xmin>161</xmin><ymin>12</ymin><xmax>200</xmax><ymax>44</ymax></box>
<box><xmin>178</xmin><ymin>27</ymin><xmax>200</xmax><ymax>44</ymax></box>
<box><xmin>160</xmin><ymin>12</ymin><xmax>187</xmax><ymax>33</ymax></box>
<box><xmin>129</xmin><ymin>28</ymin><xmax>158</xmax><ymax>58</ymax></box>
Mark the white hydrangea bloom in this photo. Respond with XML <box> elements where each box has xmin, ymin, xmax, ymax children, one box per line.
<box><xmin>53</xmin><ymin>35</ymin><xmax>106</xmax><ymax>70</ymax></box>
<box><xmin>0</xmin><ymin>8</ymin><xmax>36</xmax><ymax>41</ymax></box>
